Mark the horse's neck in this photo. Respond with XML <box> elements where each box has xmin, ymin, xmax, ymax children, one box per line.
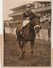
<box><xmin>30</xmin><ymin>17</ymin><xmax>36</xmax><ymax>27</ymax></box>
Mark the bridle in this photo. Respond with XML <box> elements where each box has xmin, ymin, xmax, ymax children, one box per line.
<box><xmin>30</xmin><ymin>24</ymin><xmax>41</xmax><ymax>30</ymax></box>
<box><xmin>34</xmin><ymin>25</ymin><xmax>41</xmax><ymax>29</ymax></box>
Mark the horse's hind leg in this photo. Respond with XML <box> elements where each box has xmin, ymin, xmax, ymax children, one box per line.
<box><xmin>19</xmin><ymin>42</ymin><xmax>25</xmax><ymax>59</ymax></box>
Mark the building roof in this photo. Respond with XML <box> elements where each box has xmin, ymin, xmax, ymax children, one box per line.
<box><xmin>11</xmin><ymin>4</ymin><xmax>26</xmax><ymax>11</ymax></box>
<box><xmin>11</xmin><ymin>1</ymin><xmax>51</xmax><ymax>11</ymax></box>
<box><xmin>9</xmin><ymin>12</ymin><xmax>24</xmax><ymax>17</ymax></box>
<box><xmin>9</xmin><ymin>6</ymin><xmax>51</xmax><ymax>17</ymax></box>
<box><xmin>32</xmin><ymin>6</ymin><xmax>51</xmax><ymax>13</ymax></box>
<box><xmin>9</xmin><ymin>2</ymin><xmax>51</xmax><ymax>17</ymax></box>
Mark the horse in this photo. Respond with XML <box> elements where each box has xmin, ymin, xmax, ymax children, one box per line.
<box><xmin>16</xmin><ymin>10</ymin><xmax>41</xmax><ymax>59</ymax></box>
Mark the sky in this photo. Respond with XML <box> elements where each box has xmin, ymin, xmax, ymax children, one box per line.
<box><xmin>3</xmin><ymin>0</ymin><xmax>36</xmax><ymax>20</ymax></box>
<box><xmin>3</xmin><ymin>0</ymin><xmax>51</xmax><ymax>20</ymax></box>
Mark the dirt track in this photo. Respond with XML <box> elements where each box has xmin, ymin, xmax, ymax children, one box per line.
<box><xmin>4</xmin><ymin>33</ymin><xmax>51</xmax><ymax>66</ymax></box>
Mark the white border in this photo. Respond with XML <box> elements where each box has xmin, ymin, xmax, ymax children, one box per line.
<box><xmin>51</xmin><ymin>0</ymin><xmax>53</xmax><ymax>48</ymax></box>
<box><xmin>0</xmin><ymin>0</ymin><xmax>3</xmax><ymax>34</ymax></box>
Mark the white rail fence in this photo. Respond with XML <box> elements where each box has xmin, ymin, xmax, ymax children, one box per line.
<box><xmin>5</xmin><ymin>27</ymin><xmax>49</xmax><ymax>41</ymax></box>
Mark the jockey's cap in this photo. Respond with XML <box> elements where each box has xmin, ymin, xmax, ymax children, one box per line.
<box><xmin>26</xmin><ymin>3</ymin><xmax>32</xmax><ymax>8</ymax></box>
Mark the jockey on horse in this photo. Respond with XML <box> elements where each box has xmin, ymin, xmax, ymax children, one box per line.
<box><xmin>19</xmin><ymin>3</ymin><xmax>41</xmax><ymax>35</ymax></box>
<box><xmin>16</xmin><ymin>3</ymin><xmax>41</xmax><ymax>59</ymax></box>
<box><xmin>19</xmin><ymin>3</ymin><xmax>33</xmax><ymax>35</ymax></box>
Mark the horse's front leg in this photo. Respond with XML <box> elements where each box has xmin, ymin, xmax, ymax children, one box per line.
<box><xmin>31</xmin><ymin>41</ymin><xmax>34</xmax><ymax>56</ymax></box>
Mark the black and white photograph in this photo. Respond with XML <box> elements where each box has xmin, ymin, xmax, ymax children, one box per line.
<box><xmin>3</xmin><ymin>0</ymin><xmax>51</xmax><ymax>66</ymax></box>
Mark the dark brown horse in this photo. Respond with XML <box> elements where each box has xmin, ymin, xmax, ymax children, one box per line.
<box><xmin>16</xmin><ymin>10</ymin><xmax>41</xmax><ymax>59</ymax></box>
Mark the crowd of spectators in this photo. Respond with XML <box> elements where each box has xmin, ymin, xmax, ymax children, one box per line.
<box><xmin>37</xmin><ymin>12</ymin><xmax>51</xmax><ymax>41</ymax></box>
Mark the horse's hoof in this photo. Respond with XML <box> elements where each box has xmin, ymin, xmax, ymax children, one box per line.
<box><xmin>18</xmin><ymin>55</ymin><xmax>24</xmax><ymax>60</ymax></box>
<box><xmin>23</xmin><ymin>51</ymin><xmax>25</xmax><ymax>55</ymax></box>
<box><xmin>18</xmin><ymin>51</ymin><xmax>25</xmax><ymax>60</ymax></box>
<box><xmin>31</xmin><ymin>51</ymin><xmax>34</xmax><ymax>57</ymax></box>
<box><xmin>18</xmin><ymin>56</ymin><xmax>24</xmax><ymax>60</ymax></box>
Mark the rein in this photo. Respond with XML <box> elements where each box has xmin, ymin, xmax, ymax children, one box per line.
<box><xmin>30</xmin><ymin>25</ymin><xmax>35</xmax><ymax>30</ymax></box>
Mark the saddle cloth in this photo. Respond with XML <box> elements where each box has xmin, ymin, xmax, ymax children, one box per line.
<box><xmin>20</xmin><ymin>20</ymin><xmax>30</xmax><ymax>34</ymax></box>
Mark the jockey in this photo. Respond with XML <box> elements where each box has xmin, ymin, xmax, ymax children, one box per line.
<box><xmin>20</xmin><ymin>3</ymin><xmax>41</xmax><ymax>35</ymax></box>
<box><xmin>23</xmin><ymin>3</ymin><xmax>35</xmax><ymax>20</ymax></box>
<box><xmin>20</xmin><ymin>3</ymin><xmax>34</xmax><ymax>34</ymax></box>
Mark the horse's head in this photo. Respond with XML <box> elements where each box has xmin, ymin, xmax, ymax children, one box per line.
<box><xmin>33</xmin><ymin>16</ymin><xmax>41</xmax><ymax>33</ymax></box>
<box><xmin>29</xmin><ymin>13</ymin><xmax>41</xmax><ymax>33</ymax></box>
